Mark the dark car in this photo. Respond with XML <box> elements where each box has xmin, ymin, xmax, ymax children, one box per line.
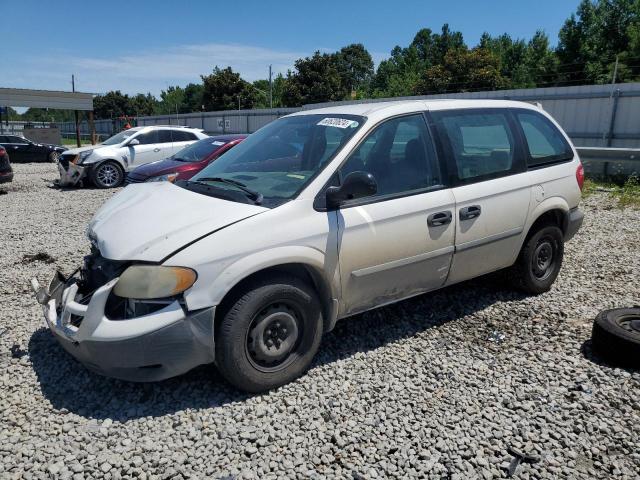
<box><xmin>0</xmin><ymin>146</ymin><xmax>14</xmax><ymax>184</ymax></box>
<box><xmin>0</xmin><ymin>134</ymin><xmax>67</xmax><ymax>162</ymax></box>
<box><xmin>126</xmin><ymin>134</ymin><xmax>247</xmax><ymax>184</ymax></box>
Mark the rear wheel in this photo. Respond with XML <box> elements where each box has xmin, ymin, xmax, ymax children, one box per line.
<box><xmin>48</xmin><ymin>151</ymin><xmax>60</xmax><ymax>163</ymax></box>
<box><xmin>91</xmin><ymin>161</ymin><xmax>124</xmax><ymax>188</ymax></box>
<box><xmin>511</xmin><ymin>225</ymin><xmax>564</xmax><ymax>294</ymax></box>
<box><xmin>215</xmin><ymin>274</ymin><xmax>323</xmax><ymax>392</ymax></box>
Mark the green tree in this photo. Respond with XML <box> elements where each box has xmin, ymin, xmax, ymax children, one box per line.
<box><xmin>183</xmin><ymin>83</ymin><xmax>204</xmax><ymax>112</ymax></box>
<box><xmin>334</xmin><ymin>43</ymin><xmax>374</xmax><ymax>95</ymax></box>
<box><xmin>130</xmin><ymin>93</ymin><xmax>158</xmax><ymax>117</ymax></box>
<box><xmin>201</xmin><ymin>67</ymin><xmax>257</xmax><ymax>111</ymax></box>
<box><xmin>281</xmin><ymin>51</ymin><xmax>345</xmax><ymax>107</ymax></box>
<box><xmin>526</xmin><ymin>31</ymin><xmax>559</xmax><ymax>87</ymax></box>
<box><xmin>415</xmin><ymin>47</ymin><xmax>507</xmax><ymax>94</ymax></box>
<box><xmin>93</xmin><ymin>91</ymin><xmax>133</xmax><ymax>119</ymax></box>
<box><xmin>157</xmin><ymin>86</ymin><xmax>186</xmax><ymax>115</ymax></box>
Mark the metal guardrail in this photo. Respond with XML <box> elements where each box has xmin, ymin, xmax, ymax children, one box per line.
<box><xmin>577</xmin><ymin>147</ymin><xmax>640</xmax><ymax>179</ymax></box>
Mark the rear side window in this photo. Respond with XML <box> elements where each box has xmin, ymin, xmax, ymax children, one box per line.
<box><xmin>433</xmin><ymin>111</ymin><xmax>517</xmax><ymax>182</ymax></box>
<box><xmin>135</xmin><ymin>130</ymin><xmax>159</xmax><ymax>145</ymax></box>
<box><xmin>516</xmin><ymin>112</ymin><xmax>573</xmax><ymax>167</ymax></box>
<box><xmin>171</xmin><ymin>130</ymin><xmax>198</xmax><ymax>142</ymax></box>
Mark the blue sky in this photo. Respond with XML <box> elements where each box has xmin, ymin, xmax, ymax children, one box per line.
<box><xmin>2</xmin><ymin>0</ymin><xmax>579</xmax><ymax>98</ymax></box>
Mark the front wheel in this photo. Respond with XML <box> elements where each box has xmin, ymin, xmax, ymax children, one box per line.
<box><xmin>511</xmin><ymin>225</ymin><xmax>564</xmax><ymax>294</ymax></box>
<box><xmin>48</xmin><ymin>151</ymin><xmax>60</xmax><ymax>163</ymax></box>
<box><xmin>215</xmin><ymin>274</ymin><xmax>323</xmax><ymax>392</ymax></box>
<box><xmin>91</xmin><ymin>161</ymin><xmax>124</xmax><ymax>188</ymax></box>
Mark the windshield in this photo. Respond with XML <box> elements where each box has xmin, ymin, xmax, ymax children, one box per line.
<box><xmin>102</xmin><ymin>130</ymin><xmax>137</xmax><ymax>145</ymax></box>
<box><xmin>189</xmin><ymin>114</ymin><xmax>364</xmax><ymax>206</ymax></box>
<box><xmin>174</xmin><ymin>137</ymin><xmax>228</xmax><ymax>162</ymax></box>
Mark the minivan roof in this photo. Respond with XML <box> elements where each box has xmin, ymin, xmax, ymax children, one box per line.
<box><xmin>289</xmin><ymin>99</ymin><xmax>541</xmax><ymax>122</ymax></box>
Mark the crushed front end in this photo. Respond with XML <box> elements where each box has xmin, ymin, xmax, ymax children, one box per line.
<box><xmin>56</xmin><ymin>153</ymin><xmax>87</xmax><ymax>187</ymax></box>
<box><xmin>31</xmin><ymin>248</ymin><xmax>215</xmax><ymax>382</ymax></box>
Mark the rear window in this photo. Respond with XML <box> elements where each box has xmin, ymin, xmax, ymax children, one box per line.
<box><xmin>433</xmin><ymin>110</ymin><xmax>516</xmax><ymax>181</ymax></box>
<box><xmin>516</xmin><ymin>112</ymin><xmax>573</xmax><ymax>167</ymax></box>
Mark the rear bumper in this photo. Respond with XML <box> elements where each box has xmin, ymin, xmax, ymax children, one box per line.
<box><xmin>32</xmin><ymin>273</ymin><xmax>216</xmax><ymax>382</ymax></box>
<box><xmin>564</xmin><ymin>207</ymin><xmax>584</xmax><ymax>242</ymax></box>
<box><xmin>0</xmin><ymin>170</ymin><xmax>13</xmax><ymax>183</ymax></box>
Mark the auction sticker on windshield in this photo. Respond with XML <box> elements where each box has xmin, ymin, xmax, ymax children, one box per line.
<box><xmin>317</xmin><ymin>118</ymin><xmax>359</xmax><ymax>128</ymax></box>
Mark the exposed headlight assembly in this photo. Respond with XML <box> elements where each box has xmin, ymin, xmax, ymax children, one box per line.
<box><xmin>146</xmin><ymin>172</ymin><xmax>179</xmax><ymax>183</ymax></box>
<box><xmin>77</xmin><ymin>150</ymin><xmax>93</xmax><ymax>164</ymax></box>
<box><xmin>113</xmin><ymin>265</ymin><xmax>197</xmax><ymax>299</ymax></box>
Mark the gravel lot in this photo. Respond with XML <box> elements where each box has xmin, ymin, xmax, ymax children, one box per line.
<box><xmin>1</xmin><ymin>163</ymin><xmax>639</xmax><ymax>479</ymax></box>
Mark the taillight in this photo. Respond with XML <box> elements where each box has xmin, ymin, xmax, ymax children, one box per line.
<box><xmin>576</xmin><ymin>162</ymin><xmax>585</xmax><ymax>191</ymax></box>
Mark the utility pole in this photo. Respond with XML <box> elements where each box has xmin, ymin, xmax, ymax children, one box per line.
<box><xmin>269</xmin><ymin>64</ymin><xmax>273</xmax><ymax>109</ymax></box>
<box><xmin>238</xmin><ymin>95</ymin><xmax>241</xmax><ymax>111</ymax></box>
<box><xmin>72</xmin><ymin>74</ymin><xmax>81</xmax><ymax>147</ymax></box>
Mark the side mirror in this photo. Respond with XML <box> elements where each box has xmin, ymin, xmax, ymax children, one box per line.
<box><xmin>326</xmin><ymin>171</ymin><xmax>377</xmax><ymax>209</ymax></box>
<box><xmin>127</xmin><ymin>138</ymin><xmax>140</xmax><ymax>146</ymax></box>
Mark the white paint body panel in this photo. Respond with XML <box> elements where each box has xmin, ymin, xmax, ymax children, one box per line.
<box><xmin>82</xmin><ymin>99</ymin><xmax>583</xmax><ymax>326</ymax></box>
<box><xmin>64</xmin><ymin>126</ymin><xmax>207</xmax><ymax>171</ymax></box>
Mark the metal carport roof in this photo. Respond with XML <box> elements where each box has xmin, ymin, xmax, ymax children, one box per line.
<box><xmin>0</xmin><ymin>87</ymin><xmax>93</xmax><ymax>110</ymax></box>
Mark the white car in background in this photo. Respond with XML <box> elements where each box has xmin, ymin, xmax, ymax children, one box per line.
<box><xmin>58</xmin><ymin>126</ymin><xmax>209</xmax><ymax>188</ymax></box>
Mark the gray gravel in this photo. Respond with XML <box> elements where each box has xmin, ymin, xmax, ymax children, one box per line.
<box><xmin>1</xmin><ymin>162</ymin><xmax>639</xmax><ymax>479</ymax></box>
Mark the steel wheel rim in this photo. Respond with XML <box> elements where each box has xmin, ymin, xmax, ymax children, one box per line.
<box><xmin>49</xmin><ymin>151</ymin><xmax>59</xmax><ymax>162</ymax></box>
<box><xmin>531</xmin><ymin>236</ymin><xmax>556</xmax><ymax>280</ymax></box>
<box><xmin>246</xmin><ymin>302</ymin><xmax>303</xmax><ymax>372</ymax></box>
<box><xmin>97</xmin><ymin>164</ymin><xmax>120</xmax><ymax>187</ymax></box>
<box><xmin>615</xmin><ymin>314</ymin><xmax>640</xmax><ymax>334</ymax></box>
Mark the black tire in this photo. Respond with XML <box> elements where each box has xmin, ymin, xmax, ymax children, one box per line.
<box><xmin>592</xmin><ymin>308</ymin><xmax>640</xmax><ymax>368</ymax></box>
<box><xmin>48</xmin><ymin>151</ymin><xmax>60</xmax><ymax>163</ymax></box>
<box><xmin>90</xmin><ymin>160</ymin><xmax>124</xmax><ymax>188</ymax></box>
<box><xmin>511</xmin><ymin>225</ymin><xmax>564</xmax><ymax>294</ymax></box>
<box><xmin>215</xmin><ymin>274</ymin><xmax>323</xmax><ymax>392</ymax></box>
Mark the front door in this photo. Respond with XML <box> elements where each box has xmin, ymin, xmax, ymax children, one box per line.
<box><xmin>335</xmin><ymin>113</ymin><xmax>455</xmax><ymax>316</ymax></box>
<box><xmin>127</xmin><ymin>130</ymin><xmax>162</xmax><ymax>168</ymax></box>
<box><xmin>430</xmin><ymin>109</ymin><xmax>531</xmax><ymax>285</ymax></box>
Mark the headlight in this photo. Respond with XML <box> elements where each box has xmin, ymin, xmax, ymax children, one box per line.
<box><xmin>77</xmin><ymin>150</ymin><xmax>93</xmax><ymax>164</ymax></box>
<box><xmin>146</xmin><ymin>172</ymin><xmax>179</xmax><ymax>183</ymax></box>
<box><xmin>113</xmin><ymin>265</ymin><xmax>197</xmax><ymax>299</ymax></box>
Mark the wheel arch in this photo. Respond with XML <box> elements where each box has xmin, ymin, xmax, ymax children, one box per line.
<box><xmin>523</xmin><ymin>197</ymin><xmax>570</xmax><ymax>242</ymax></box>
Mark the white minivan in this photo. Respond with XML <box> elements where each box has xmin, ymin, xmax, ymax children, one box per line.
<box><xmin>59</xmin><ymin>126</ymin><xmax>209</xmax><ymax>188</ymax></box>
<box><xmin>33</xmin><ymin>100</ymin><xmax>584</xmax><ymax>392</ymax></box>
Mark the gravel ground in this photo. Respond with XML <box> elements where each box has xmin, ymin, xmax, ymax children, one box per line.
<box><xmin>1</xmin><ymin>163</ymin><xmax>639</xmax><ymax>480</ymax></box>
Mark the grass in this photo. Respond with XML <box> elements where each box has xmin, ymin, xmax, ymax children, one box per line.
<box><xmin>61</xmin><ymin>138</ymin><xmax>93</xmax><ymax>146</ymax></box>
<box><xmin>583</xmin><ymin>175</ymin><xmax>640</xmax><ymax>208</ymax></box>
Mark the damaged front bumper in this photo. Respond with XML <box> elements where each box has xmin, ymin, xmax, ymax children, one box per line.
<box><xmin>56</xmin><ymin>156</ymin><xmax>87</xmax><ymax>187</ymax></box>
<box><xmin>31</xmin><ymin>271</ymin><xmax>216</xmax><ymax>382</ymax></box>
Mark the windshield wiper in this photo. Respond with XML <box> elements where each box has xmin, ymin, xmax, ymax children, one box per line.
<box><xmin>193</xmin><ymin>177</ymin><xmax>263</xmax><ymax>204</ymax></box>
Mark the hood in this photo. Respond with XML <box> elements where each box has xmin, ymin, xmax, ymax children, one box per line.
<box><xmin>39</xmin><ymin>143</ymin><xmax>66</xmax><ymax>150</ymax></box>
<box><xmin>129</xmin><ymin>157</ymin><xmax>204</xmax><ymax>178</ymax></box>
<box><xmin>63</xmin><ymin>144</ymin><xmax>106</xmax><ymax>155</ymax></box>
<box><xmin>87</xmin><ymin>182</ymin><xmax>267</xmax><ymax>262</ymax></box>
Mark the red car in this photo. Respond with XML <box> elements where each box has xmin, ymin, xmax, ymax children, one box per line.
<box><xmin>126</xmin><ymin>134</ymin><xmax>247</xmax><ymax>184</ymax></box>
<box><xmin>0</xmin><ymin>146</ymin><xmax>13</xmax><ymax>184</ymax></box>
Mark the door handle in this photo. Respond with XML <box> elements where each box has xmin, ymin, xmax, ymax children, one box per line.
<box><xmin>427</xmin><ymin>211</ymin><xmax>452</xmax><ymax>227</ymax></box>
<box><xmin>459</xmin><ymin>205</ymin><xmax>481</xmax><ymax>220</ymax></box>
<box><xmin>153</xmin><ymin>148</ymin><xmax>161</xmax><ymax>152</ymax></box>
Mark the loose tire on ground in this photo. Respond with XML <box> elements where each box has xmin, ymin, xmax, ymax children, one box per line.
<box><xmin>591</xmin><ymin>308</ymin><xmax>640</xmax><ymax>368</ymax></box>
<box><xmin>90</xmin><ymin>160</ymin><xmax>124</xmax><ymax>188</ymax></box>
<box><xmin>510</xmin><ymin>225</ymin><xmax>564</xmax><ymax>294</ymax></box>
<box><xmin>215</xmin><ymin>274</ymin><xmax>323</xmax><ymax>392</ymax></box>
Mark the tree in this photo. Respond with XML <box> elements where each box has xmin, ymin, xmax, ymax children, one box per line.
<box><xmin>415</xmin><ymin>47</ymin><xmax>507</xmax><ymax>94</ymax></box>
<box><xmin>334</xmin><ymin>44</ymin><xmax>374</xmax><ymax>95</ymax></box>
<box><xmin>281</xmin><ymin>52</ymin><xmax>345</xmax><ymax>107</ymax></box>
<box><xmin>157</xmin><ymin>86</ymin><xmax>186</xmax><ymax>115</ymax></box>
<box><xmin>526</xmin><ymin>31</ymin><xmax>559</xmax><ymax>87</ymax></box>
<box><xmin>130</xmin><ymin>93</ymin><xmax>158</xmax><ymax>117</ymax></box>
<box><xmin>93</xmin><ymin>91</ymin><xmax>133</xmax><ymax>119</ymax></box>
<box><xmin>201</xmin><ymin>67</ymin><xmax>257</xmax><ymax>111</ymax></box>
<box><xmin>183</xmin><ymin>83</ymin><xmax>204</xmax><ymax>112</ymax></box>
